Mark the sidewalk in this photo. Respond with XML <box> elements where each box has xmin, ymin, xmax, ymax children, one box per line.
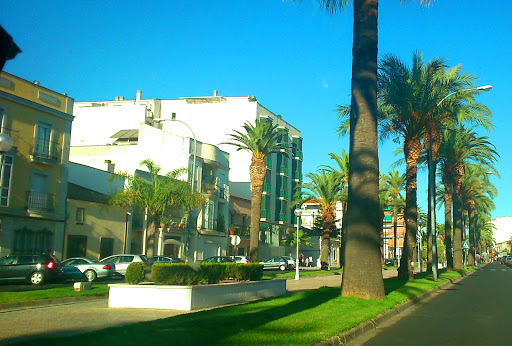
<box><xmin>0</xmin><ymin>269</ymin><xmax>398</xmax><ymax>344</ymax></box>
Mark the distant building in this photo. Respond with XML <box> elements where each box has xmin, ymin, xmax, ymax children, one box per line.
<box><xmin>382</xmin><ymin>205</ymin><xmax>405</xmax><ymax>261</ymax></box>
<box><xmin>0</xmin><ymin>71</ymin><xmax>74</xmax><ymax>258</ymax></box>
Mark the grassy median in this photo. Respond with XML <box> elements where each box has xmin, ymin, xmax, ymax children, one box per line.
<box><xmin>21</xmin><ymin>269</ymin><xmax>467</xmax><ymax>345</ymax></box>
<box><xmin>0</xmin><ymin>284</ymin><xmax>109</xmax><ymax>304</ymax></box>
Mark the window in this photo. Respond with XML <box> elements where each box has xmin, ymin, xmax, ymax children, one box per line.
<box><xmin>0</xmin><ymin>154</ymin><xmax>13</xmax><ymax>206</ymax></box>
<box><xmin>66</xmin><ymin>235</ymin><xmax>87</xmax><ymax>258</ymax></box>
<box><xmin>34</xmin><ymin>121</ymin><xmax>52</xmax><ymax>157</ymax></box>
<box><xmin>12</xmin><ymin>228</ymin><xmax>53</xmax><ymax>255</ymax></box>
<box><xmin>76</xmin><ymin>208</ymin><xmax>85</xmax><ymax>224</ymax></box>
<box><xmin>100</xmin><ymin>237</ymin><xmax>114</xmax><ymax>259</ymax></box>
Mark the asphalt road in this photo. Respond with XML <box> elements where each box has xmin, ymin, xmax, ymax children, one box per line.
<box><xmin>357</xmin><ymin>262</ymin><xmax>512</xmax><ymax>346</ymax></box>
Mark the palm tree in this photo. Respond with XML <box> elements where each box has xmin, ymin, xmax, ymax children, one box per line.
<box><xmin>438</xmin><ymin>126</ymin><xmax>498</xmax><ymax>270</ymax></box>
<box><xmin>381</xmin><ymin>170</ymin><xmax>406</xmax><ymax>265</ymax></box>
<box><xmin>223</xmin><ymin>119</ymin><xmax>290</xmax><ymax>262</ymax></box>
<box><xmin>283</xmin><ymin>229</ymin><xmax>313</xmax><ymax>248</ymax></box>
<box><xmin>109</xmin><ymin>159</ymin><xmax>204</xmax><ymax>264</ymax></box>
<box><xmin>294</xmin><ymin>170</ymin><xmax>344</xmax><ymax>270</ymax></box>
<box><xmin>322</xmin><ymin>150</ymin><xmax>349</xmax><ymax>267</ymax></box>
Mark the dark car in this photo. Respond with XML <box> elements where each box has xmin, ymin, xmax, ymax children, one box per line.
<box><xmin>0</xmin><ymin>254</ymin><xmax>62</xmax><ymax>285</ymax></box>
<box><xmin>384</xmin><ymin>258</ymin><xmax>394</xmax><ymax>266</ymax></box>
<box><xmin>153</xmin><ymin>256</ymin><xmax>184</xmax><ymax>264</ymax></box>
<box><xmin>202</xmin><ymin>256</ymin><xmax>234</xmax><ymax>263</ymax></box>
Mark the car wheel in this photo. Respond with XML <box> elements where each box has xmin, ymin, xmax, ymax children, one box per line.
<box><xmin>84</xmin><ymin>270</ymin><xmax>97</xmax><ymax>282</ymax></box>
<box><xmin>30</xmin><ymin>272</ymin><xmax>44</xmax><ymax>285</ymax></box>
<box><xmin>279</xmin><ymin>264</ymin><xmax>286</xmax><ymax>271</ymax></box>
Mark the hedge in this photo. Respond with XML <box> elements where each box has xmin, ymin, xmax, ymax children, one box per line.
<box><xmin>150</xmin><ymin>263</ymin><xmax>264</xmax><ymax>285</ymax></box>
<box><xmin>125</xmin><ymin>262</ymin><xmax>146</xmax><ymax>284</ymax></box>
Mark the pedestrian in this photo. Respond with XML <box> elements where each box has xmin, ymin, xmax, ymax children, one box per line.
<box><xmin>410</xmin><ymin>261</ymin><xmax>415</xmax><ymax>274</ymax></box>
<box><xmin>309</xmin><ymin>256</ymin><xmax>313</xmax><ymax>267</ymax></box>
<box><xmin>476</xmin><ymin>253</ymin><xmax>481</xmax><ymax>270</ymax></box>
<box><xmin>305</xmin><ymin>256</ymin><xmax>309</xmax><ymax>267</ymax></box>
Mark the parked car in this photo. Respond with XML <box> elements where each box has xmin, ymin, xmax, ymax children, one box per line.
<box><xmin>231</xmin><ymin>256</ymin><xmax>250</xmax><ymax>264</ymax></box>
<box><xmin>100</xmin><ymin>254</ymin><xmax>147</xmax><ymax>275</ymax></box>
<box><xmin>61</xmin><ymin>265</ymin><xmax>87</xmax><ymax>282</ymax></box>
<box><xmin>281</xmin><ymin>256</ymin><xmax>296</xmax><ymax>268</ymax></box>
<box><xmin>384</xmin><ymin>258</ymin><xmax>394</xmax><ymax>266</ymax></box>
<box><xmin>259</xmin><ymin>257</ymin><xmax>291</xmax><ymax>271</ymax></box>
<box><xmin>0</xmin><ymin>254</ymin><xmax>62</xmax><ymax>285</ymax></box>
<box><xmin>153</xmin><ymin>256</ymin><xmax>184</xmax><ymax>264</ymax></box>
<box><xmin>62</xmin><ymin>257</ymin><xmax>116</xmax><ymax>281</ymax></box>
<box><xmin>202</xmin><ymin>256</ymin><xmax>234</xmax><ymax>263</ymax></box>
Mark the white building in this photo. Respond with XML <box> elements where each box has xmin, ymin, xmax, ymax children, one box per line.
<box><xmin>71</xmin><ymin>90</ymin><xmax>303</xmax><ymax>260</ymax></box>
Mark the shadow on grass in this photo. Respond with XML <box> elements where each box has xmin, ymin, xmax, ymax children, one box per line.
<box><xmin>16</xmin><ymin>287</ymin><xmax>340</xmax><ymax>346</ymax></box>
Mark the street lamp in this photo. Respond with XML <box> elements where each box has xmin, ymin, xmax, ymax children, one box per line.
<box><xmin>294</xmin><ymin>208</ymin><xmax>302</xmax><ymax>281</ymax></box>
<box><xmin>0</xmin><ymin>133</ymin><xmax>13</xmax><ymax>153</ymax></box>
<box><xmin>154</xmin><ymin>113</ymin><xmax>197</xmax><ymax>192</ymax></box>
<box><xmin>429</xmin><ymin>84</ymin><xmax>493</xmax><ymax>281</ymax></box>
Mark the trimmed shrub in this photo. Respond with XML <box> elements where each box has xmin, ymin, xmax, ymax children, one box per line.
<box><xmin>150</xmin><ymin>263</ymin><xmax>264</xmax><ymax>285</ymax></box>
<box><xmin>125</xmin><ymin>262</ymin><xmax>146</xmax><ymax>284</ymax></box>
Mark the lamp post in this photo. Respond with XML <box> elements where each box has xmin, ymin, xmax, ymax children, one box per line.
<box><xmin>154</xmin><ymin>113</ymin><xmax>197</xmax><ymax>192</ymax></box>
<box><xmin>429</xmin><ymin>84</ymin><xmax>493</xmax><ymax>281</ymax></box>
<box><xmin>294</xmin><ymin>208</ymin><xmax>302</xmax><ymax>281</ymax></box>
<box><xmin>0</xmin><ymin>133</ymin><xmax>13</xmax><ymax>153</ymax></box>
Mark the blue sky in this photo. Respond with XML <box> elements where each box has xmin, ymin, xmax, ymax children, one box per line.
<box><xmin>2</xmin><ymin>0</ymin><xmax>511</xmax><ymax>219</ymax></box>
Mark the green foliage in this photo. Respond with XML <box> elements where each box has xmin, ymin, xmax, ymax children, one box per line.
<box><xmin>283</xmin><ymin>229</ymin><xmax>313</xmax><ymax>247</ymax></box>
<box><xmin>125</xmin><ymin>262</ymin><xmax>146</xmax><ymax>284</ymax></box>
<box><xmin>150</xmin><ymin>263</ymin><xmax>264</xmax><ymax>285</ymax></box>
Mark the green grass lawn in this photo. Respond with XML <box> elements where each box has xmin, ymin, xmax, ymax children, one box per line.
<box><xmin>263</xmin><ymin>268</ymin><xmax>343</xmax><ymax>279</ymax></box>
<box><xmin>22</xmin><ymin>269</ymin><xmax>466</xmax><ymax>346</ymax></box>
<box><xmin>0</xmin><ymin>284</ymin><xmax>109</xmax><ymax>304</ymax></box>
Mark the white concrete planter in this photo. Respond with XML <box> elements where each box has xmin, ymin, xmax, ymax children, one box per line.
<box><xmin>108</xmin><ymin>279</ymin><xmax>286</xmax><ymax>311</ymax></box>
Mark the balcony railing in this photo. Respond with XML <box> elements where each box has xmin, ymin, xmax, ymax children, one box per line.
<box><xmin>30</xmin><ymin>138</ymin><xmax>60</xmax><ymax>162</ymax></box>
<box><xmin>294</xmin><ymin>151</ymin><xmax>303</xmax><ymax>160</ymax></box>
<box><xmin>26</xmin><ymin>191</ymin><xmax>55</xmax><ymax>212</ymax></box>
<box><xmin>263</xmin><ymin>184</ymin><xmax>272</xmax><ymax>194</ymax></box>
<box><xmin>293</xmin><ymin>171</ymin><xmax>303</xmax><ymax>181</ymax></box>
<box><xmin>229</xmin><ymin>224</ymin><xmax>250</xmax><ymax>237</ymax></box>
<box><xmin>201</xmin><ymin>219</ymin><xmax>217</xmax><ymax>231</ymax></box>
<box><xmin>278</xmin><ymin>213</ymin><xmax>288</xmax><ymax>223</ymax></box>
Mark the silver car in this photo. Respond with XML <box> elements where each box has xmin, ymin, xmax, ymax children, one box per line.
<box><xmin>100</xmin><ymin>254</ymin><xmax>147</xmax><ymax>275</ymax></box>
<box><xmin>62</xmin><ymin>257</ymin><xmax>116</xmax><ymax>282</ymax></box>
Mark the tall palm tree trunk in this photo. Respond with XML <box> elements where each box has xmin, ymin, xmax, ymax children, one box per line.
<box><xmin>443</xmin><ymin>185</ymin><xmax>453</xmax><ymax>269</ymax></box>
<box><xmin>452</xmin><ymin>166</ymin><xmax>464</xmax><ymax>270</ymax></box>
<box><xmin>399</xmin><ymin>136</ymin><xmax>420</xmax><ymax>281</ymax></box>
<box><xmin>341</xmin><ymin>0</ymin><xmax>385</xmax><ymax>299</ymax></box>
<box><xmin>468</xmin><ymin>202</ymin><xmax>476</xmax><ymax>266</ymax></box>
<box><xmin>249</xmin><ymin>158</ymin><xmax>266</xmax><ymax>262</ymax></box>
<box><xmin>320</xmin><ymin>208</ymin><xmax>335</xmax><ymax>270</ymax></box>
<box><xmin>393</xmin><ymin>205</ymin><xmax>398</xmax><ymax>265</ymax></box>
<box><xmin>340</xmin><ymin>201</ymin><xmax>347</xmax><ymax>268</ymax></box>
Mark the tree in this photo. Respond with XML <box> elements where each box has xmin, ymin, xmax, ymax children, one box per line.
<box><xmin>283</xmin><ymin>229</ymin><xmax>313</xmax><ymax>248</ymax></box>
<box><xmin>437</xmin><ymin>126</ymin><xmax>498</xmax><ymax>270</ymax></box>
<box><xmin>322</xmin><ymin>150</ymin><xmax>349</xmax><ymax>267</ymax></box>
<box><xmin>109</xmin><ymin>159</ymin><xmax>204</xmax><ymax>264</ymax></box>
<box><xmin>293</xmin><ymin>170</ymin><xmax>343</xmax><ymax>270</ymax></box>
<box><xmin>223</xmin><ymin>119</ymin><xmax>290</xmax><ymax>262</ymax></box>
<box><xmin>381</xmin><ymin>170</ymin><xmax>405</xmax><ymax>265</ymax></box>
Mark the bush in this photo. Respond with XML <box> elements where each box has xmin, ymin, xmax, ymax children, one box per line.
<box><xmin>125</xmin><ymin>262</ymin><xmax>146</xmax><ymax>284</ymax></box>
<box><xmin>150</xmin><ymin>263</ymin><xmax>264</xmax><ymax>285</ymax></box>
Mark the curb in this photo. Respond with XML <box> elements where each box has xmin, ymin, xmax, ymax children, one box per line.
<box><xmin>317</xmin><ymin>270</ymin><xmax>474</xmax><ymax>345</ymax></box>
<box><xmin>0</xmin><ymin>294</ymin><xmax>108</xmax><ymax>311</ymax></box>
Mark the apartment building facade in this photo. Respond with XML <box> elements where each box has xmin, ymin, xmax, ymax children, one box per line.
<box><xmin>71</xmin><ymin>90</ymin><xmax>303</xmax><ymax>260</ymax></box>
<box><xmin>0</xmin><ymin>72</ymin><xmax>74</xmax><ymax>258</ymax></box>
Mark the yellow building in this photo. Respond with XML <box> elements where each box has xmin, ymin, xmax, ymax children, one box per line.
<box><xmin>0</xmin><ymin>71</ymin><xmax>74</xmax><ymax>258</ymax></box>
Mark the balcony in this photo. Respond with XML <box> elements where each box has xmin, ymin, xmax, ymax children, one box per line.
<box><xmin>293</xmin><ymin>171</ymin><xmax>303</xmax><ymax>181</ymax></box>
<box><xmin>277</xmin><ymin>189</ymin><xmax>288</xmax><ymax>199</ymax></box>
<box><xmin>263</xmin><ymin>184</ymin><xmax>272</xmax><ymax>194</ymax></box>
<box><xmin>278</xmin><ymin>213</ymin><xmax>288</xmax><ymax>223</ymax></box>
<box><xmin>26</xmin><ymin>191</ymin><xmax>55</xmax><ymax>212</ymax></box>
<box><xmin>294</xmin><ymin>151</ymin><xmax>303</xmax><ymax>160</ymax></box>
<box><xmin>30</xmin><ymin>138</ymin><xmax>60</xmax><ymax>163</ymax></box>
<box><xmin>260</xmin><ymin>209</ymin><xmax>271</xmax><ymax>220</ymax></box>
<box><xmin>278</xmin><ymin>165</ymin><xmax>289</xmax><ymax>176</ymax></box>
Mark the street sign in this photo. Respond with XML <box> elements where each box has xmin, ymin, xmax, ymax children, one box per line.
<box><xmin>230</xmin><ymin>235</ymin><xmax>241</xmax><ymax>246</ymax></box>
<box><xmin>462</xmin><ymin>241</ymin><xmax>470</xmax><ymax>250</ymax></box>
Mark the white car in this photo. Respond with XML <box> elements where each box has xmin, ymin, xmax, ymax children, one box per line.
<box><xmin>281</xmin><ymin>256</ymin><xmax>296</xmax><ymax>268</ymax></box>
<box><xmin>100</xmin><ymin>254</ymin><xmax>147</xmax><ymax>275</ymax></box>
<box><xmin>232</xmin><ymin>256</ymin><xmax>250</xmax><ymax>264</ymax></box>
<box><xmin>62</xmin><ymin>257</ymin><xmax>116</xmax><ymax>282</ymax></box>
